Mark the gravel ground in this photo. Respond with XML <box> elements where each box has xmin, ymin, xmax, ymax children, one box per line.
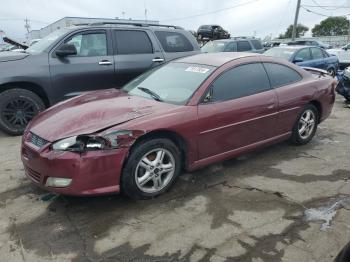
<box><xmin>0</xmin><ymin>96</ymin><xmax>349</xmax><ymax>262</ymax></box>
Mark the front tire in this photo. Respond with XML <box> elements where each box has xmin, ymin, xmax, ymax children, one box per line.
<box><xmin>122</xmin><ymin>138</ymin><xmax>181</xmax><ymax>200</ymax></box>
<box><xmin>290</xmin><ymin>104</ymin><xmax>318</xmax><ymax>145</ymax></box>
<box><xmin>0</xmin><ymin>89</ymin><xmax>45</xmax><ymax>135</ymax></box>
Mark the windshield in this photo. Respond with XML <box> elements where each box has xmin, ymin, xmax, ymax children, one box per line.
<box><xmin>123</xmin><ymin>62</ymin><xmax>215</xmax><ymax>105</ymax></box>
<box><xmin>201</xmin><ymin>41</ymin><xmax>226</xmax><ymax>53</ymax></box>
<box><xmin>26</xmin><ymin>28</ymin><xmax>70</xmax><ymax>54</ymax></box>
<box><xmin>264</xmin><ymin>48</ymin><xmax>294</xmax><ymax>60</ymax></box>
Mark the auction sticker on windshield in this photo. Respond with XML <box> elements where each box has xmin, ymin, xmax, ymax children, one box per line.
<box><xmin>185</xmin><ymin>66</ymin><xmax>210</xmax><ymax>74</ymax></box>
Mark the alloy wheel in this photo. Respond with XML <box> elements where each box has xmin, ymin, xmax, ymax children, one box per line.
<box><xmin>2</xmin><ymin>98</ymin><xmax>38</xmax><ymax>129</ymax></box>
<box><xmin>298</xmin><ymin>109</ymin><xmax>316</xmax><ymax>140</ymax></box>
<box><xmin>135</xmin><ymin>148</ymin><xmax>176</xmax><ymax>194</ymax></box>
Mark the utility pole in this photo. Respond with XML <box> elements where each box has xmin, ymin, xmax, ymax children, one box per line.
<box><xmin>24</xmin><ymin>18</ymin><xmax>30</xmax><ymax>33</ymax></box>
<box><xmin>292</xmin><ymin>0</ymin><xmax>301</xmax><ymax>41</ymax></box>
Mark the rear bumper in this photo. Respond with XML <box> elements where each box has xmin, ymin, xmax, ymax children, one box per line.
<box><xmin>21</xmin><ymin>142</ymin><xmax>129</xmax><ymax>196</ymax></box>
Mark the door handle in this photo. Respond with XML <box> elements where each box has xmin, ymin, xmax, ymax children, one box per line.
<box><xmin>99</xmin><ymin>60</ymin><xmax>113</xmax><ymax>65</ymax></box>
<box><xmin>152</xmin><ymin>58</ymin><xmax>164</xmax><ymax>62</ymax></box>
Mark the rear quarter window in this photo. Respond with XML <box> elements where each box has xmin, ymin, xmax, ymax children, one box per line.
<box><xmin>263</xmin><ymin>63</ymin><xmax>302</xmax><ymax>88</ymax></box>
<box><xmin>237</xmin><ymin>41</ymin><xmax>252</xmax><ymax>52</ymax></box>
<box><xmin>155</xmin><ymin>31</ymin><xmax>194</xmax><ymax>53</ymax></box>
<box><xmin>251</xmin><ymin>40</ymin><xmax>263</xmax><ymax>50</ymax></box>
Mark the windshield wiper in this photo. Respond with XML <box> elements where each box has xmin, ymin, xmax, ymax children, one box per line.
<box><xmin>137</xmin><ymin>87</ymin><xmax>162</xmax><ymax>102</ymax></box>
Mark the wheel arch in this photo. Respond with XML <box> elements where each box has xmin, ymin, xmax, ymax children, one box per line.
<box><xmin>127</xmin><ymin>129</ymin><xmax>189</xmax><ymax>170</ymax></box>
<box><xmin>0</xmin><ymin>82</ymin><xmax>50</xmax><ymax>107</ymax></box>
<box><xmin>309</xmin><ymin>100</ymin><xmax>322</xmax><ymax>123</ymax></box>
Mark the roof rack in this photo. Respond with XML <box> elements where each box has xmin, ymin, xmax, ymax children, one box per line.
<box><xmin>85</xmin><ymin>21</ymin><xmax>183</xmax><ymax>29</ymax></box>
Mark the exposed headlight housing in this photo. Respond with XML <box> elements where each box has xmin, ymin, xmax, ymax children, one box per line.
<box><xmin>51</xmin><ymin>130</ymin><xmax>134</xmax><ymax>152</ymax></box>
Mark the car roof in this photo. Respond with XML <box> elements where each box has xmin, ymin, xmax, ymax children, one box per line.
<box><xmin>274</xmin><ymin>45</ymin><xmax>314</xmax><ymax>50</ymax></box>
<box><xmin>174</xmin><ymin>52</ymin><xmax>261</xmax><ymax>67</ymax></box>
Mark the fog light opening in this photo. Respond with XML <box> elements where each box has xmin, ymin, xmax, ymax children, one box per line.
<box><xmin>46</xmin><ymin>177</ymin><xmax>72</xmax><ymax>188</ymax></box>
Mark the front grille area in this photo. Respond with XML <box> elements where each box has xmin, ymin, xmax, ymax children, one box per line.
<box><xmin>29</xmin><ymin>132</ymin><xmax>49</xmax><ymax>148</ymax></box>
<box><xmin>25</xmin><ymin>167</ymin><xmax>41</xmax><ymax>183</ymax></box>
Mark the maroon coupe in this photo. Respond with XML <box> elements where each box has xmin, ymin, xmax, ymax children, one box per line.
<box><xmin>21</xmin><ymin>53</ymin><xmax>336</xmax><ymax>199</ymax></box>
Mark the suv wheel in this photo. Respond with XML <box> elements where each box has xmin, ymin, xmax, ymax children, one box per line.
<box><xmin>291</xmin><ymin>104</ymin><xmax>318</xmax><ymax>145</ymax></box>
<box><xmin>0</xmin><ymin>89</ymin><xmax>45</xmax><ymax>135</ymax></box>
<box><xmin>122</xmin><ymin>138</ymin><xmax>181</xmax><ymax>200</ymax></box>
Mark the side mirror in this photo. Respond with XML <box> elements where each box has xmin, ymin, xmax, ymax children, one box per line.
<box><xmin>55</xmin><ymin>43</ymin><xmax>77</xmax><ymax>57</ymax></box>
<box><xmin>293</xmin><ymin>57</ymin><xmax>304</xmax><ymax>63</ymax></box>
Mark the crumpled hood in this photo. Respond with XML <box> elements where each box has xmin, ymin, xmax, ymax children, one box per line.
<box><xmin>0</xmin><ymin>51</ymin><xmax>29</xmax><ymax>62</ymax></box>
<box><xmin>29</xmin><ymin>89</ymin><xmax>176</xmax><ymax>142</ymax></box>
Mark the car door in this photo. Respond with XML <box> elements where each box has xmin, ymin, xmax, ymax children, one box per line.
<box><xmin>49</xmin><ymin>29</ymin><xmax>115</xmax><ymax>101</ymax></box>
<box><xmin>112</xmin><ymin>29</ymin><xmax>165</xmax><ymax>88</ymax></box>
<box><xmin>310</xmin><ymin>47</ymin><xmax>327</xmax><ymax>70</ymax></box>
<box><xmin>293</xmin><ymin>47</ymin><xmax>312</xmax><ymax>66</ymax></box>
<box><xmin>263</xmin><ymin>62</ymin><xmax>309</xmax><ymax>135</ymax></box>
<box><xmin>197</xmin><ymin>63</ymin><xmax>278</xmax><ymax>160</ymax></box>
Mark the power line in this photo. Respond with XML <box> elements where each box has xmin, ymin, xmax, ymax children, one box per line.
<box><xmin>308</xmin><ymin>0</ymin><xmax>348</xmax><ymax>10</ymax></box>
<box><xmin>161</xmin><ymin>0</ymin><xmax>259</xmax><ymax>22</ymax></box>
<box><xmin>301</xmin><ymin>5</ymin><xmax>350</xmax><ymax>17</ymax></box>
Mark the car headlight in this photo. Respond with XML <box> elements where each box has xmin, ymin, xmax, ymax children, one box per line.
<box><xmin>51</xmin><ymin>130</ymin><xmax>134</xmax><ymax>152</ymax></box>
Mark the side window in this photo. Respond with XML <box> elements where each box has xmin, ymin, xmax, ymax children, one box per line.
<box><xmin>154</xmin><ymin>31</ymin><xmax>193</xmax><ymax>52</ymax></box>
<box><xmin>263</xmin><ymin>63</ymin><xmax>302</xmax><ymax>88</ymax></box>
<box><xmin>322</xmin><ymin>49</ymin><xmax>329</xmax><ymax>58</ymax></box>
<box><xmin>66</xmin><ymin>32</ymin><xmax>107</xmax><ymax>57</ymax></box>
<box><xmin>210</xmin><ymin>63</ymin><xmax>271</xmax><ymax>102</ymax></box>
<box><xmin>251</xmin><ymin>40</ymin><xmax>263</xmax><ymax>50</ymax></box>
<box><xmin>224</xmin><ymin>42</ymin><xmax>237</xmax><ymax>52</ymax></box>
<box><xmin>114</xmin><ymin>30</ymin><xmax>153</xmax><ymax>54</ymax></box>
<box><xmin>237</xmin><ymin>41</ymin><xmax>252</xmax><ymax>52</ymax></box>
<box><xmin>311</xmin><ymin>47</ymin><xmax>324</xmax><ymax>60</ymax></box>
<box><xmin>295</xmin><ymin>48</ymin><xmax>311</xmax><ymax>61</ymax></box>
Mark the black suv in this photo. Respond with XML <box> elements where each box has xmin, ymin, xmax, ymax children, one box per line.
<box><xmin>197</xmin><ymin>25</ymin><xmax>230</xmax><ymax>41</ymax></box>
<box><xmin>0</xmin><ymin>22</ymin><xmax>200</xmax><ymax>135</ymax></box>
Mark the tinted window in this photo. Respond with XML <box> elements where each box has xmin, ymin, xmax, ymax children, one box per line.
<box><xmin>66</xmin><ymin>32</ymin><xmax>107</xmax><ymax>57</ymax></box>
<box><xmin>263</xmin><ymin>63</ymin><xmax>302</xmax><ymax>88</ymax></box>
<box><xmin>237</xmin><ymin>41</ymin><xmax>252</xmax><ymax>52</ymax></box>
<box><xmin>251</xmin><ymin>40</ymin><xmax>263</xmax><ymax>50</ymax></box>
<box><xmin>295</xmin><ymin>48</ymin><xmax>311</xmax><ymax>61</ymax></box>
<box><xmin>114</xmin><ymin>30</ymin><xmax>153</xmax><ymax>54</ymax></box>
<box><xmin>210</xmin><ymin>63</ymin><xmax>271</xmax><ymax>102</ymax></box>
<box><xmin>155</xmin><ymin>31</ymin><xmax>193</xmax><ymax>52</ymax></box>
<box><xmin>224</xmin><ymin>42</ymin><xmax>236</xmax><ymax>52</ymax></box>
<box><xmin>311</xmin><ymin>47</ymin><xmax>324</xmax><ymax>59</ymax></box>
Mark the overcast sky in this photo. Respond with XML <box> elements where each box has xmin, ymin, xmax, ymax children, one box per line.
<box><xmin>1</xmin><ymin>0</ymin><xmax>350</xmax><ymax>40</ymax></box>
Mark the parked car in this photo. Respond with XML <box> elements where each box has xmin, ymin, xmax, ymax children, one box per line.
<box><xmin>287</xmin><ymin>39</ymin><xmax>332</xmax><ymax>49</ymax></box>
<box><xmin>335</xmin><ymin>67</ymin><xmax>350</xmax><ymax>101</ymax></box>
<box><xmin>328</xmin><ymin>47</ymin><xmax>350</xmax><ymax>70</ymax></box>
<box><xmin>201</xmin><ymin>38</ymin><xmax>264</xmax><ymax>53</ymax></box>
<box><xmin>264</xmin><ymin>46</ymin><xmax>339</xmax><ymax>76</ymax></box>
<box><xmin>0</xmin><ymin>22</ymin><xmax>200</xmax><ymax>135</ymax></box>
<box><xmin>197</xmin><ymin>25</ymin><xmax>230</xmax><ymax>41</ymax></box>
<box><xmin>21</xmin><ymin>52</ymin><xmax>336</xmax><ymax>199</ymax></box>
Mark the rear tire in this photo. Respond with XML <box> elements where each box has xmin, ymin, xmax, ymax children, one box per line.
<box><xmin>0</xmin><ymin>89</ymin><xmax>45</xmax><ymax>136</ymax></box>
<box><xmin>290</xmin><ymin>104</ymin><xmax>319</xmax><ymax>145</ymax></box>
<box><xmin>122</xmin><ymin>138</ymin><xmax>181</xmax><ymax>200</ymax></box>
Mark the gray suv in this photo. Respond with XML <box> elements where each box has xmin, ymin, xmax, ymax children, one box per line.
<box><xmin>0</xmin><ymin>22</ymin><xmax>200</xmax><ymax>135</ymax></box>
<box><xmin>201</xmin><ymin>37</ymin><xmax>264</xmax><ymax>54</ymax></box>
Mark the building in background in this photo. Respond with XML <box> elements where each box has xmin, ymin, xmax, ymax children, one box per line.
<box><xmin>27</xmin><ymin>16</ymin><xmax>159</xmax><ymax>40</ymax></box>
<box><xmin>0</xmin><ymin>30</ymin><xmax>5</xmax><ymax>45</ymax></box>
